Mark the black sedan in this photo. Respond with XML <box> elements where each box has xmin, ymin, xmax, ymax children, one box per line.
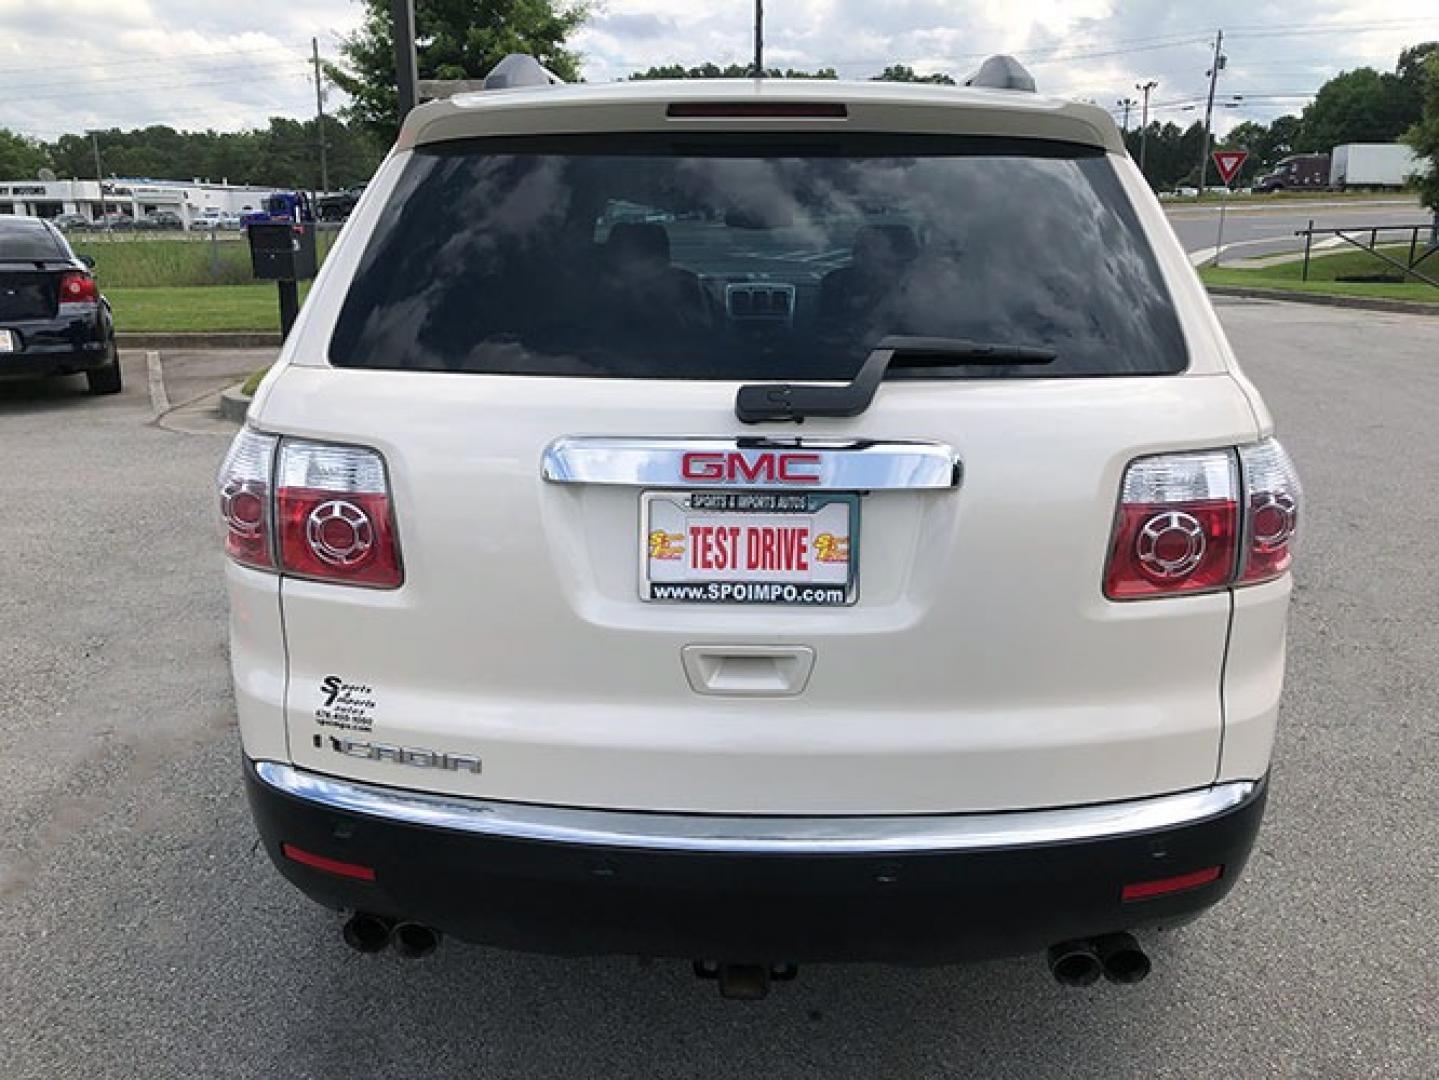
<box><xmin>0</xmin><ymin>215</ymin><xmax>120</xmax><ymax>395</ymax></box>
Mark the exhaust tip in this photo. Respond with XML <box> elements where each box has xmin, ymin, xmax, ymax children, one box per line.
<box><xmin>1047</xmin><ymin>940</ymin><xmax>1103</xmax><ymax>987</ymax></box>
<box><xmin>1095</xmin><ymin>932</ymin><xmax>1151</xmax><ymax>984</ymax></box>
<box><xmin>342</xmin><ymin>912</ymin><xmax>392</xmax><ymax>954</ymax></box>
<box><xmin>392</xmin><ymin>921</ymin><xmax>441</xmax><ymax>959</ymax></box>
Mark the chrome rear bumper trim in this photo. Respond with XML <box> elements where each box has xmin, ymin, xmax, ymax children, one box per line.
<box><xmin>253</xmin><ymin>761</ymin><xmax>1258</xmax><ymax>855</ymax></box>
<box><xmin>540</xmin><ymin>437</ymin><xmax>961</xmax><ymax>490</ymax></box>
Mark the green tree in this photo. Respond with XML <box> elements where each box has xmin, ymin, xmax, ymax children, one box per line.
<box><xmin>328</xmin><ymin>0</ymin><xmax>589</xmax><ymax>144</ymax></box>
<box><xmin>1395</xmin><ymin>42</ymin><xmax>1439</xmax><ymax>117</ymax></box>
<box><xmin>1403</xmin><ymin>52</ymin><xmax>1439</xmax><ymax>212</ymax></box>
<box><xmin>630</xmin><ymin>63</ymin><xmax>837</xmax><ymax>79</ymax></box>
<box><xmin>871</xmin><ymin>64</ymin><xmax>954</xmax><ymax>86</ymax></box>
<box><xmin>39</xmin><ymin>122</ymin><xmax>382</xmax><ymax>190</ymax></box>
<box><xmin>0</xmin><ymin>129</ymin><xmax>51</xmax><ymax>179</ymax></box>
<box><xmin>1296</xmin><ymin>67</ymin><xmax>1414</xmax><ymax>151</ymax></box>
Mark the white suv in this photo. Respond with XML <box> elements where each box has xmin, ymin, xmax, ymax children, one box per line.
<box><xmin>221</xmin><ymin>57</ymin><xmax>1300</xmax><ymax>997</ymax></box>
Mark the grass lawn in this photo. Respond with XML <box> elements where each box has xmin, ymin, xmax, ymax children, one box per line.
<box><xmin>240</xmin><ymin>367</ymin><xmax>269</xmax><ymax>396</ymax></box>
<box><xmin>107</xmin><ymin>284</ymin><xmax>311</xmax><ymax>333</ymax></box>
<box><xmin>75</xmin><ymin>232</ymin><xmax>337</xmax><ymax>289</ymax></box>
<box><xmin>1200</xmin><ymin>243</ymin><xmax>1439</xmax><ymax>305</ymax></box>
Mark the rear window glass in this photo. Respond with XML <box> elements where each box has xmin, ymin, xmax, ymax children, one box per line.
<box><xmin>331</xmin><ymin>134</ymin><xmax>1187</xmax><ymax>379</ymax></box>
<box><xmin>0</xmin><ymin>220</ymin><xmax>66</xmax><ymax>261</ymax></box>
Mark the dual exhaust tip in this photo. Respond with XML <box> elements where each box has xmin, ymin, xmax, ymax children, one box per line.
<box><xmin>342</xmin><ymin>912</ymin><xmax>441</xmax><ymax>959</ymax></box>
<box><xmin>1047</xmin><ymin>933</ymin><xmax>1151</xmax><ymax>986</ymax></box>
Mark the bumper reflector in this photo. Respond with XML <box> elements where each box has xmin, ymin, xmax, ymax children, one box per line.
<box><xmin>281</xmin><ymin>842</ymin><xmax>376</xmax><ymax>882</ymax></box>
<box><xmin>1122</xmin><ymin>865</ymin><xmax>1222</xmax><ymax>902</ymax></box>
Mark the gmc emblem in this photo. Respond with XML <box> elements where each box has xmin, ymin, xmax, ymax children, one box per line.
<box><xmin>680</xmin><ymin>451</ymin><xmax>822</xmax><ymax>485</ymax></box>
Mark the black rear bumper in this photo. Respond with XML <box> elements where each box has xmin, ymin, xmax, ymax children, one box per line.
<box><xmin>245</xmin><ymin>759</ymin><xmax>1267</xmax><ymax>964</ymax></box>
<box><xmin>0</xmin><ymin>312</ymin><xmax>110</xmax><ymax>376</ymax></box>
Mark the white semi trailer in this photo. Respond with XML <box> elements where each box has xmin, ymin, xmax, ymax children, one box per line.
<box><xmin>1329</xmin><ymin>143</ymin><xmax>1424</xmax><ymax>190</ymax></box>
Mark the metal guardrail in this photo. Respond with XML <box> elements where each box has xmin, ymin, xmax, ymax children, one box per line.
<box><xmin>1296</xmin><ymin>220</ymin><xmax>1439</xmax><ymax>289</ymax></box>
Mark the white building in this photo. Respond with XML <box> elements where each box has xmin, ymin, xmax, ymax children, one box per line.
<box><xmin>0</xmin><ymin>177</ymin><xmax>278</xmax><ymax>224</ymax></box>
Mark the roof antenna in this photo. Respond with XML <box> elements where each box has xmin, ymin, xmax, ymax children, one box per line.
<box><xmin>964</xmin><ymin>55</ymin><xmax>1037</xmax><ymax>93</ymax></box>
<box><xmin>752</xmin><ymin>0</ymin><xmax>764</xmax><ymax>77</ymax></box>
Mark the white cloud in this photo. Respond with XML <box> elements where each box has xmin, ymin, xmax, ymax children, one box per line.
<box><xmin>0</xmin><ymin>0</ymin><xmax>361</xmax><ymax>138</ymax></box>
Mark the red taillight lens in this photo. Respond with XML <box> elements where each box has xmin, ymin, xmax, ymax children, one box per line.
<box><xmin>1121</xmin><ymin>865</ymin><xmax>1222</xmax><ymax>902</ymax></box>
<box><xmin>217</xmin><ymin>429</ymin><xmax>277</xmax><ymax>570</ymax></box>
<box><xmin>1239</xmin><ymin>439</ymin><xmax>1302</xmax><ymax>583</ymax></box>
<box><xmin>1106</xmin><ymin>441</ymin><xmax>1301</xmax><ymax>600</ymax></box>
<box><xmin>276</xmin><ymin>440</ymin><xmax>403</xmax><ymax>588</ymax></box>
<box><xmin>281</xmin><ymin>843</ymin><xmax>376</xmax><ymax>881</ymax></box>
<box><xmin>1105</xmin><ymin>450</ymin><xmax>1240</xmax><ymax>599</ymax></box>
<box><xmin>58</xmin><ymin>270</ymin><xmax>98</xmax><ymax>304</ymax></box>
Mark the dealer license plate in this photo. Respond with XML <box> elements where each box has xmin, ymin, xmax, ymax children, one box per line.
<box><xmin>0</xmin><ymin>330</ymin><xmax>14</xmax><ymax>353</ymax></box>
<box><xmin>641</xmin><ymin>490</ymin><xmax>858</xmax><ymax>606</ymax></box>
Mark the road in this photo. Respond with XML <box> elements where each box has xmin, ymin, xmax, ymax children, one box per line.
<box><xmin>2</xmin><ymin>309</ymin><xmax>1437</xmax><ymax>1078</ymax></box>
<box><xmin>1162</xmin><ymin>197</ymin><xmax>1430</xmax><ymax>263</ymax></box>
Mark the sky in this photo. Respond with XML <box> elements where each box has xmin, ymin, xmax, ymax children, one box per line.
<box><xmin>0</xmin><ymin>0</ymin><xmax>1436</xmax><ymax>142</ymax></box>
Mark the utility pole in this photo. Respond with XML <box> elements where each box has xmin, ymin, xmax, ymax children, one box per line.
<box><xmin>1196</xmin><ymin>29</ymin><xmax>1225</xmax><ymax>198</ymax></box>
<box><xmin>89</xmin><ymin>131</ymin><xmax>108</xmax><ymax>231</ymax></box>
<box><xmin>752</xmin><ymin>0</ymin><xmax>764</xmax><ymax>77</ymax></box>
<box><xmin>1136</xmin><ymin>79</ymin><xmax>1158</xmax><ymax>178</ymax></box>
<box><xmin>392</xmin><ymin>0</ymin><xmax>419</xmax><ymax>119</ymax></box>
<box><xmin>1117</xmin><ymin>97</ymin><xmax>1137</xmax><ymax>134</ymax></box>
<box><xmin>312</xmin><ymin>38</ymin><xmax>330</xmax><ymax>194</ymax></box>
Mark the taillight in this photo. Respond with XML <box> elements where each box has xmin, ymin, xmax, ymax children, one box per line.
<box><xmin>217</xmin><ymin>429</ymin><xmax>277</xmax><ymax>570</ymax></box>
<box><xmin>275</xmin><ymin>440</ymin><xmax>403</xmax><ymax>588</ymax></box>
<box><xmin>1238</xmin><ymin>440</ymin><xmax>1302</xmax><ymax>583</ymax></box>
<box><xmin>1105</xmin><ymin>449</ymin><xmax>1239</xmax><ymax>599</ymax></box>
<box><xmin>58</xmin><ymin>270</ymin><xmax>99</xmax><ymax>305</ymax></box>
<box><xmin>1106</xmin><ymin>439</ymin><xmax>1301</xmax><ymax>600</ymax></box>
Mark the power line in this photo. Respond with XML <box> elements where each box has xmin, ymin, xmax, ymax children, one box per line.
<box><xmin>0</xmin><ymin>58</ymin><xmax>308</xmax><ymax>96</ymax></box>
<box><xmin>0</xmin><ymin>45</ymin><xmax>306</xmax><ymax>77</ymax></box>
<box><xmin>11</xmin><ymin>71</ymin><xmax>311</xmax><ymax>105</ymax></box>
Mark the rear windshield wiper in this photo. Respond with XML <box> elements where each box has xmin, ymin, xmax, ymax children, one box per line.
<box><xmin>735</xmin><ymin>335</ymin><xmax>1058</xmax><ymax>423</ymax></box>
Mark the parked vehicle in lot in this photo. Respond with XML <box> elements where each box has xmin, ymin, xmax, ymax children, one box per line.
<box><xmin>1254</xmin><ymin>153</ymin><xmax>1330</xmax><ymax>193</ymax></box>
<box><xmin>95</xmin><ymin>211</ymin><xmax>134</xmax><ymax>231</ymax></box>
<box><xmin>138</xmin><ymin>209</ymin><xmax>184</xmax><ymax>231</ymax></box>
<box><xmin>190</xmin><ymin>210</ymin><xmax>243</xmax><ymax>232</ymax></box>
<box><xmin>222</xmin><ymin>56</ymin><xmax>1300</xmax><ymax>997</ymax></box>
<box><xmin>242</xmin><ymin>191</ymin><xmax>315</xmax><ymax>228</ymax></box>
<box><xmin>1329</xmin><ymin>143</ymin><xmax>1425</xmax><ymax>191</ymax></box>
<box><xmin>316</xmin><ymin>183</ymin><xmax>367</xmax><ymax>222</ymax></box>
<box><xmin>0</xmin><ymin>215</ymin><xmax>120</xmax><ymax>394</ymax></box>
<box><xmin>190</xmin><ymin>209</ymin><xmax>222</xmax><ymax>231</ymax></box>
<box><xmin>52</xmin><ymin>212</ymin><xmax>91</xmax><ymax>231</ymax></box>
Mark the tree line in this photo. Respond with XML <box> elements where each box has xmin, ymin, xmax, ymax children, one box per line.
<box><xmin>0</xmin><ymin>117</ymin><xmax>384</xmax><ymax>191</ymax></box>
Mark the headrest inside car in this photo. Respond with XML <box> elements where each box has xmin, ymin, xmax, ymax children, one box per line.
<box><xmin>606</xmin><ymin>222</ymin><xmax>671</xmax><ymax>264</ymax></box>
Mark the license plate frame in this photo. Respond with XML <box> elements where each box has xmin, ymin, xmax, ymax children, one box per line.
<box><xmin>0</xmin><ymin>329</ymin><xmax>14</xmax><ymax>353</ymax></box>
<box><xmin>640</xmin><ymin>490</ymin><xmax>859</xmax><ymax>606</ymax></box>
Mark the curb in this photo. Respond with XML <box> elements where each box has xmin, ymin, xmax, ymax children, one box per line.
<box><xmin>1205</xmin><ymin>286</ymin><xmax>1439</xmax><ymax>317</ymax></box>
<box><xmin>118</xmin><ymin>332</ymin><xmax>282</xmax><ymax>350</ymax></box>
<box><xmin>219</xmin><ymin>385</ymin><xmax>252</xmax><ymax>422</ymax></box>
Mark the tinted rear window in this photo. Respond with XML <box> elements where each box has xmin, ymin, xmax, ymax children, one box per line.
<box><xmin>331</xmin><ymin>134</ymin><xmax>1186</xmax><ymax>378</ymax></box>
<box><xmin>0</xmin><ymin>220</ymin><xmax>66</xmax><ymax>262</ymax></box>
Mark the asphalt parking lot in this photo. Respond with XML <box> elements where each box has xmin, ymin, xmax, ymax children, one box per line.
<box><xmin>2</xmin><ymin>302</ymin><xmax>1436</xmax><ymax>1079</ymax></box>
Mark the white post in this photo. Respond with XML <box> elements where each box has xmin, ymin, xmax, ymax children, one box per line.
<box><xmin>1213</xmin><ymin>185</ymin><xmax>1230</xmax><ymax>268</ymax></box>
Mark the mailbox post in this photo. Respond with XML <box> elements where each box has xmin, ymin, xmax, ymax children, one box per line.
<box><xmin>247</xmin><ymin>223</ymin><xmax>319</xmax><ymax>340</ymax></box>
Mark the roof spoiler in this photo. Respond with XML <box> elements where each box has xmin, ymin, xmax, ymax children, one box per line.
<box><xmin>963</xmin><ymin>55</ymin><xmax>1036</xmax><ymax>93</ymax></box>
